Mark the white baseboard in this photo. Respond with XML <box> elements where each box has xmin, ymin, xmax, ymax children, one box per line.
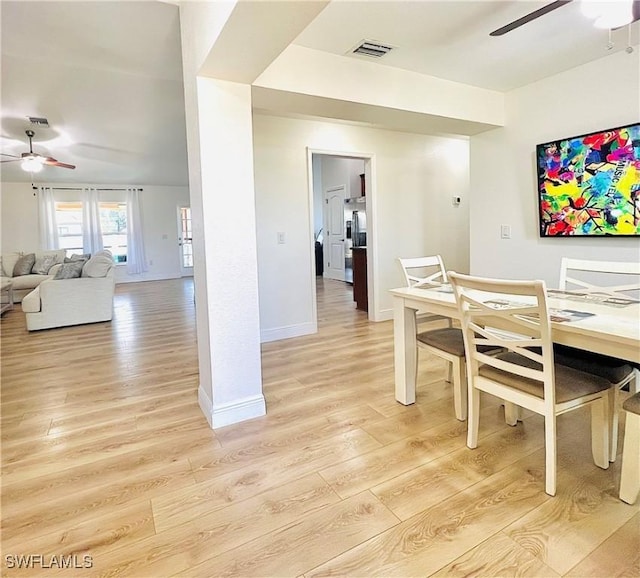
<box><xmin>376</xmin><ymin>308</ymin><xmax>393</xmax><ymax>322</ymax></box>
<box><xmin>115</xmin><ymin>272</ymin><xmax>182</xmax><ymax>284</ymax></box>
<box><xmin>260</xmin><ymin>321</ymin><xmax>316</xmax><ymax>343</ymax></box>
<box><xmin>198</xmin><ymin>385</ymin><xmax>266</xmax><ymax>429</ymax></box>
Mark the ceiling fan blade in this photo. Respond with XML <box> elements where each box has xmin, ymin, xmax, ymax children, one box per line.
<box><xmin>0</xmin><ymin>153</ymin><xmax>21</xmax><ymax>159</ymax></box>
<box><xmin>1</xmin><ymin>158</ymin><xmax>21</xmax><ymax>163</ymax></box>
<box><xmin>490</xmin><ymin>0</ymin><xmax>573</xmax><ymax>36</ymax></box>
<box><xmin>43</xmin><ymin>157</ymin><xmax>76</xmax><ymax>169</ymax></box>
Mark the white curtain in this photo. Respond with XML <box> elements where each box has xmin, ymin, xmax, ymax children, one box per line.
<box><xmin>38</xmin><ymin>186</ymin><xmax>59</xmax><ymax>250</ymax></box>
<box><xmin>82</xmin><ymin>187</ymin><xmax>103</xmax><ymax>254</ymax></box>
<box><xmin>126</xmin><ymin>188</ymin><xmax>147</xmax><ymax>274</ymax></box>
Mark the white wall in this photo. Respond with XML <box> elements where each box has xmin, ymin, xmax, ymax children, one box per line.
<box><xmin>253</xmin><ymin>113</ymin><xmax>470</xmax><ymax>340</ymax></box>
<box><xmin>0</xmin><ymin>182</ymin><xmax>191</xmax><ymax>283</ymax></box>
<box><xmin>320</xmin><ymin>156</ymin><xmax>365</xmax><ymax>199</ymax></box>
<box><xmin>256</xmin><ymin>45</ymin><xmax>505</xmax><ymax>129</ymax></box>
<box><xmin>470</xmin><ymin>48</ymin><xmax>640</xmax><ymax>286</ymax></box>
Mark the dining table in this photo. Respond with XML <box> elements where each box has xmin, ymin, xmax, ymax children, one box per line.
<box><xmin>390</xmin><ymin>284</ymin><xmax>640</xmax><ymax>405</ymax></box>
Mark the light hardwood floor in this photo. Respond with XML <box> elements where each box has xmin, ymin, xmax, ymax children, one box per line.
<box><xmin>1</xmin><ymin>277</ymin><xmax>638</xmax><ymax>577</ymax></box>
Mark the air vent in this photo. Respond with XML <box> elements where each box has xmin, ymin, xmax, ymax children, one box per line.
<box><xmin>351</xmin><ymin>40</ymin><xmax>393</xmax><ymax>58</ymax></box>
<box><xmin>28</xmin><ymin>116</ymin><xmax>49</xmax><ymax>127</ymax></box>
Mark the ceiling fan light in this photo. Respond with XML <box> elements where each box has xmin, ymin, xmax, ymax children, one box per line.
<box><xmin>21</xmin><ymin>156</ymin><xmax>44</xmax><ymax>173</ymax></box>
<box><xmin>581</xmin><ymin>0</ymin><xmax>634</xmax><ymax>28</ymax></box>
<box><xmin>594</xmin><ymin>2</ymin><xmax>634</xmax><ymax>28</ymax></box>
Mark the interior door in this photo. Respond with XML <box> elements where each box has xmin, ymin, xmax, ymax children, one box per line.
<box><xmin>178</xmin><ymin>206</ymin><xmax>193</xmax><ymax>277</ymax></box>
<box><xmin>323</xmin><ymin>185</ymin><xmax>346</xmax><ymax>281</ymax></box>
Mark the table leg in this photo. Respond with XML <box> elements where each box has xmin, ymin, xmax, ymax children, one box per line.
<box><xmin>394</xmin><ymin>296</ymin><xmax>417</xmax><ymax>405</ymax></box>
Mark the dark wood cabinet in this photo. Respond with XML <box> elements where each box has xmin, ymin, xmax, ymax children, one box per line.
<box><xmin>352</xmin><ymin>247</ymin><xmax>368</xmax><ymax>312</ymax></box>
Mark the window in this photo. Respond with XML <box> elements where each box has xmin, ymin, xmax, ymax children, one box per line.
<box><xmin>99</xmin><ymin>202</ymin><xmax>127</xmax><ymax>263</ymax></box>
<box><xmin>54</xmin><ymin>201</ymin><xmax>128</xmax><ymax>262</ymax></box>
<box><xmin>179</xmin><ymin>206</ymin><xmax>193</xmax><ymax>268</ymax></box>
<box><xmin>55</xmin><ymin>202</ymin><xmax>84</xmax><ymax>257</ymax></box>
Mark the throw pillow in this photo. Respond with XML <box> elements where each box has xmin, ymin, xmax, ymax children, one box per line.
<box><xmin>1</xmin><ymin>253</ymin><xmax>23</xmax><ymax>277</ymax></box>
<box><xmin>65</xmin><ymin>253</ymin><xmax>91</xmax><ymax>262</ymax></box>
<box><xmin>32</xmin><ymin>254</ymin><xmax>57</xmax><ymax>275</ymax></box>
<box><xmin>54</xmin><ymin>260</ymin><xmax>85</xmax><ymax>280</ymax></box>
<box><xmin>13</xmin><ymin>253</ymin><xmax>36</xmax><ymax>277</ymax></box>
<box><xmin>82</xmin><ymin>254</ymin><xmax>114</xmax><ymax>278</ymax></box>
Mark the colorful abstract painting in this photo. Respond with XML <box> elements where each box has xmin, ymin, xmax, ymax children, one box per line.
<box><xmin>537</xmin><ymin>123</ymin><xmax>640</xmax><ymax>236</ymax></box>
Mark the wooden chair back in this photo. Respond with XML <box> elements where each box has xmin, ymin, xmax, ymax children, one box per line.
<box><xmin>449</xmin><ymin>272</ymin><xmax>556</xmax><ymax>410</ymax></box>
<box><xmin>398</xmin><ymin>255</ymin><xmax>447</xmax><ymax>288</ymax></box>
<box><xmin>559</xmin><ymin>258</ymin><xmax>640</xmax><ymax>300</ymax></box>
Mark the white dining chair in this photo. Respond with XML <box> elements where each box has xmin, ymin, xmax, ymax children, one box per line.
<box><xmin>449</xmin><ymin>271</ymin><xmax>611</xmax><ymax>497</ymax></box>
<box><xmin>619</xmin><ymin>391</ymin><xmax>640</xmax><ymax>505</ymax></box>
<box><xmin>398</xmin><ymin>256</ymin><xmax>466</xmax><ymax>419</ymax></box>
<box><xmin>556</xmin><ymin>257</ymin><xmax>639</xmax><ymax>461</ymax></box>
<box><xmin>398</xmin><ymin>256</ymin><xmax>452</xmax><ymax>325</ymax></box>
<box><xmin>397</xmin><ymin>256</ymin><xmax>499</xmax><ymax>421</ymax></box>
<box><xmin>559</xmin><ymin>257</ymin><xmax>640</xmax><ymax>301</ymax></box>
<box><xmin>398</xmin><ymin>255</ymin><xmax>448</xmax><ymax>289</ymax></box>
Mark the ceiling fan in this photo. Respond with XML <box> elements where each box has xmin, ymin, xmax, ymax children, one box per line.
<box><xmin>0</xmin><ymin>129</ymin><xmax>76</xmax><ymax>172</ymax></box>
<box><xmin>490</xmin><ymin>0</ymin><xmax>640</xmax><ymax>36</ymax></box>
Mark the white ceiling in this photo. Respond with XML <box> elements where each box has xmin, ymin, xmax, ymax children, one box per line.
<box><xmin>0</xmin><ymin>1</ymin><xmax>188</xmax><ymax>185</ymax></box>
<box><xmin>294</xmin><ymin>0</ymin><xmax>639</xmax><ymax>92</ymax></box>
<box><xmin>1</xmin><ymin>0</ymin><xmax>637</xmax><ymax>185</ymax></box>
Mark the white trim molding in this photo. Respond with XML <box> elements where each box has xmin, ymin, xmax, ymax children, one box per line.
<box><xmin>261</xmin><ymin>321</ymin><xmax>316</xmax><ymax>343</ymax></box>
<box><xmin>198</xmin><ymin>385</ymin><xmax>266</xmax><ymax>429</ymax></box>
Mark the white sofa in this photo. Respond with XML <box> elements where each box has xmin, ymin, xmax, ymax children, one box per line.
<box><xmin>22</xmin><ymin>252</ymin><xmax>116</xmax><ymax>331</ymax></box>
<box><xmin>1</xmin><ymin>250</ymin><xmax>66</xmax><ymax>302</ymax></box>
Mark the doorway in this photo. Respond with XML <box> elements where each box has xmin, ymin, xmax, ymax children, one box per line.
<box><xmin>308</xmin><ymin>150</ymin><xmax>374</xmax><ymax>322</ymax></box>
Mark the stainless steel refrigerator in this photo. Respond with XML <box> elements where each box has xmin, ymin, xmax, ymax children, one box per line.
<box><xmin>344</xmin><ymin>197</ymin><xmax>367</xmax><ymax>283</ymax></box>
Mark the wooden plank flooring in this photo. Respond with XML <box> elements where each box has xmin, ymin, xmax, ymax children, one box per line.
<box><xmin>1</xmin><ymin>277</ymin><xmax>637</xmax><ymax>577</ymax></box>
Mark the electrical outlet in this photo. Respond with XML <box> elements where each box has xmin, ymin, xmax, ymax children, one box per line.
<box><xmin>500</xmin><ymin>224</ymin><xmax>511</xmax><ymax>239</ymax></box>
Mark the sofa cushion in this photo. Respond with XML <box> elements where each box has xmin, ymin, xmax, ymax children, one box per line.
<box><xmin>37</xmin><ymin>249</ymin><xmax>66</xmax><ymax>265</ymax></box>
<box><xmin>65</xmin><ymin>253</ymin><xmax>91</xmax><ymax>262</ymax></box>
<box><xmin>82</xmin><ymin>254</ymin><xmax>114</xmax><ymax>278</ymax></box>
<box><xmin>10</xmin><ymin>274</ymin><xmax>51</xmax><ymax>291</ymax></box>
<box><xmin>13</xmin><ymin>253</ymin><xmax>36</xmax><ymax>276</ymax></box>
<box><xmin>54</xmin><ymin>261</ymin><xmax>85</xmax><ymax>280</ymax></box>
<box><xmin>32</xmin><ymin>254</ymin><xmax>58</xmax><ymax>275</ymax></box>
<box><xmin>1</xmin><ymin>252</ymin><xmax>22</xmax><ymax>277</ymax></box>
<box><xmin>21</xmin><ymin>287</ymin><xmax>41</xmax><ymax>313</ymax></box>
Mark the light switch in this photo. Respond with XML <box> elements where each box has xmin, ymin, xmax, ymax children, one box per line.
<box><xmin>500</xmin><ymin>224</ymin><xmax>511</xmax><ymax>239</ymax></box>
<box><xmin>277</xmin><ymin>232</ymin><xmax>285</xmax><ymax>244</ymax></box>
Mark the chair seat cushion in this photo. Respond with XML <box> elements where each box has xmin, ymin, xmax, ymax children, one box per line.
<box><xmin>418</xmin><ymin>328</ymin><xmax>465</xmax><ymax>356</ymax></box>
<box><xmin>623</xmin><ymin>392</ymin><xmax>640</xmax><ymax>416</ymax></box>
<box><xmin>417</xmin><ymin>328</ymin><xmax>500</xmax><ymax>357</ymax></box>
<box><xmin>479</xmin><ymin>352</ymin><xmax>611</xmax><ymax>404</ymax></box>
<box><xmin>553</xmin><ymin>344</ymin><xmax>634</xmax><ymax>385</ymax></box>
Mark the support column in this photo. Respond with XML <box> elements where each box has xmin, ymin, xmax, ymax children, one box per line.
<box><xmin>194</xmin><ymin>77</ymin><xmax>265</xmax><ymax>428</ymax></box>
